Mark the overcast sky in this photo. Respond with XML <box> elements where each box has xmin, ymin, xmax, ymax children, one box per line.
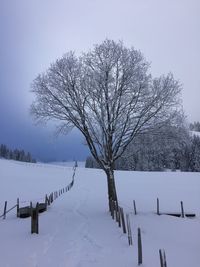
<box><xmin>0</xmin><ymin>0</ymin><xmax>199</xmax><ymax>161</ymax></box>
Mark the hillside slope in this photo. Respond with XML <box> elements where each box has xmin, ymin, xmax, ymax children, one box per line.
<box><xmin>0</xmin><ymin>159</ymin><xmax>200</xmax><ymax>267</ymax></box>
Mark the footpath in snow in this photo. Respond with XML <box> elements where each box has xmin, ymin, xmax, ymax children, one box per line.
<box><xmin>0</xmin><ymin>159</ymin><xmax>200</xmax><ymax>267</ymax></box>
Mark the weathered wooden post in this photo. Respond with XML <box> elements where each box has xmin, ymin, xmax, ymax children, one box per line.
<box><xmin>17</xmin><ymin>198</ymin><xmax>19</xmax><ymax>217</ymax></box>
<box><xmin>133</xmin><ymin>200</ymin><xmax>137</xmax><ymax>215</ymax></box>
<box><xmin>3</xmin><ymin>201</ymin><xmax>7</xmax><ymax>219</ymax></box>
<box><xmin>45</xmin><ymin>194</ymin><xmax>49</xmax><ymax>207</ymax></box>
<box><xmin>159</xmin><ymin>249</ymin><xmax>167</xmax><ymax>267</ymax></box>
<box><xmin>138</xmin><ymin>228</ymin><xmax>143</xmax><ymax>265</ymax></box>
<box><xmin>180</xmin><ymin>201</ymin><xmax>185</xmax><ymax>218</ymax></box>
<box><xmin>75</xmin><ymin>160</ymin><xmax>78</xmax><ymax>168</ymax></box>
<box><xmin>120</xmin><ymin>207</ymin><xmax>126</xmax><ymax>234</ymax></box>
<box><xmin>109</xmin><ymin>198</ymin><xmax>111</xmax><ymax>213</ymax></box>
<box><xmin>118</xmin><ymin>206</ymin><xmax>121</xmax><ymax>228</ymax></box>
<box><xmin>163</xmin><ymin>250</ymin><xmax>167</xmax><ymax>267</ymax></box>
<box><xmin>31</xmin><ymin>202</ymin><xmax>39</xmax><ymax>234</ymax></box>
<box><xmin>111</xmin><ymin>200</ymin><xmax>114</xmax><ymax>219</ymax></box>
<box><xmin>112</xmin><ymin>200</ymin><xmax>115</xmax><ymax>219</ymax></box>
<box><xmin>159</xmin><ymin>249</ymin><xmax>164</xmax><ymax>267</ymax></box>
<box><xmin>126</xmin><ymin>214</ymin><xmax>133</xmax><ymax>245</ymax></box>
<box><xmin>157</xmin><ymin>198</ymin><xmax>160</xmax><ymax>215</ymax></box>
<box><xmin>115</xmin><ymin>201</ymin><xmax>119</xmax><ymax>223</ymax></box>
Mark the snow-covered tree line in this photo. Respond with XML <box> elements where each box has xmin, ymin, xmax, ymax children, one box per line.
<box><xmin>0</xmin><ymin>144</ymin><xmax>36</xmax><ymax>163</ymax></box>
<box><xmin>189</xmin><ymin>121</ymin><xmax>200</xmax><ymax>132</ymax></box>
<box><xmin>86</xmin><ymin>121</ymin><xmax>200</xmax><ymax>172</ymax></box>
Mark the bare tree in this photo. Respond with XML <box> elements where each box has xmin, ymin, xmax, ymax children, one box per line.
<box><xmin>31</xmin><ymin>40</ymin><xmax>181</xmax><ymax>206</ymax></box>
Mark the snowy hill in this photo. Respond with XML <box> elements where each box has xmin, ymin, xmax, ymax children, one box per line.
<box><xmin>48</xmin><ymin>161</ymin><xmax>85</xmax><ymax>168</ymax></box>
<box><xmin>0</xmin><ymin>159</ymin><xmax>200</xmax><ymax>267</ymax></box>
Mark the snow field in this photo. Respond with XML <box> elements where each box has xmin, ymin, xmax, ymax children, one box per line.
<box><xmin>0</xmin><ymin>159</ymin><xmax>200</xmax><ymax>267</ymax></box>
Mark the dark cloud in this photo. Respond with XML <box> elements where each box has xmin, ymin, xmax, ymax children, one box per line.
<box><xmin>0</xmin><ymin>0</ymin><xmax>199</xmax><ymax>161</ymax></box>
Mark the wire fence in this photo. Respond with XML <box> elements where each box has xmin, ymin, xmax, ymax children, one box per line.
<box><xmin>0</xmin><ymin>164</ymin><xmax>77</xmax><ymax>219</ymax></box>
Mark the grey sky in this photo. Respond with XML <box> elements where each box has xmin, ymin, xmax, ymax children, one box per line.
<box><xmin>0</xmin><ymin>0</ymin><xmax>199</xmax><ymax>160</ymax></box>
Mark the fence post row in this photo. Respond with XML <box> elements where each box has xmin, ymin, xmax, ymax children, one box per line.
<box><xmin>0</xmin><ymin>165</ymin><xmax>76</xmax><ymax>221</ymax></box>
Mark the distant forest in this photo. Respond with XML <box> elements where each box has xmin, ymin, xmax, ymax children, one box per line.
<box><xmin>0</xmin><ymin>144</ymin><xmax>36</xmax><ymax>163</ymax></box>
<box><xmin>189</xmin><ymin>121</ymin><xmax>200</xmax><ymax>132</ymax></box>
<box><xmin>86</xmin><ymin>121</ymin><xmax>200</xmax><ymax>172</ymax></box>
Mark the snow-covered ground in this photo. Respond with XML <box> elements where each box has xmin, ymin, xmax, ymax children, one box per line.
<box><xmin>0</xmin><ymin>158</ymin><xmax>200</xmax><ymax>267</ymax></box>
<box><xmin>48</xmin><ymin>161</ymin><xmax>85</xmax><ymax>168</ymax></box>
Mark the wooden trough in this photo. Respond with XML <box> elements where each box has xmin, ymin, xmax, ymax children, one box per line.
<box><xmin>38</xmin><ymin>203</ymin><xmax>47</xmax><ymax>213</ymax></box>
<box><xmin>155</xmin><ymin>198</ymin><xmax>196</xmax><ymax>218</ymax></box>
<box><xmin>18</xmin><ymin>203</ymin><xmax>47</xmax><ymax>218</ymax></box>
<box><xmin>18</xmin><ymin>206</ymin><xmax>31</xmax><ymax>218</ymax></box>
<box><xmin>159</xmin><ymin>212</ymin><xmax>196</xmax><ymax>218</ymax></box>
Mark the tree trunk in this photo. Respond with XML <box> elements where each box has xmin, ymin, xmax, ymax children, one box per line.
<box><xmin>106</xmin><ymin>168</ymin><xmax>118</xmax><ymax>209</ymax></box>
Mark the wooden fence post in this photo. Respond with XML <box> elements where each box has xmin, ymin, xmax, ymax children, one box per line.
<box><xmin>45</xmin><ymin>194</ymin><xmax>49</xmax><ymax>207</ymax></box>
<box><xmin>118</xmin><ymin>206</ymin><xmax>121</xmax><ymax>228</ymax></box>
<box><xmin>3</xmin><ymin>201</ymin><xmax>7</xmax><ymax>219</ymax></box>
<box><xmin>112</xmin><ymin>200</ymin><xmax>115</xmax><ymax>219</ymax></box>
<box><xmin>120</xmin><ymin>207</ymin><xmax>126</xmax><ymax>234</ymax></box>
<box><xmin>111</xmin><ymin>200</ymin><xmax>114</xmax><ymax>220</ymax></box>
<box><xmin>138</xmin><ymin>228</ymin><xmax>143</xmax><ymax>265</ymax></box>
<box><xmin>159</xmin><ymin>249</ymin><xmax>164</xmax><ymax>267</ymax></box>
<box><xmin>181</xmin><ymin>201</ymin><xmax>185</xmax><ymax>218</ymax></box>
<box><xmin>109</xmin><ymin>198</ymin><xmax>111</xmax><ymax>213</ymax></box>
<box><xmin>126</xmin><ymin>214</ymin><xmax>133</xmax><ymax>245</ymax></box>
<box><xmin>31</xmin><ymin>202</ymin><xmax>39</xmax><ymax>234</ymax></box>
<box><xmin>157</xmin><ymin>198</ymin><xmax>160</xmax><ymax>215</ymax></box>
<box><xmin>133</xmin><ymin>200</ymin><xmax>137</xmax><ymax>215</ymax></box>
<box><xmin>159</xmin><ymin>249</ymin><xmax>167</xmax><ymax>267</ymax></box>
<box><xmin>115</xmin><ymin>201</ymin><xmax>119</xmax><ymax>223</ymax></box>
<box><xmin>17</xmin><ymin>198</ymin><xmax>19</xmax><ymax>217</ymax></box>
<box><xmin>163</xmin><ymin>250</ymin><xmax>167</xmax><ymax>267</ymax></box>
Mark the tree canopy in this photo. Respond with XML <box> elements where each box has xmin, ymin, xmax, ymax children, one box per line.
<box><xmin>31</xmin><ymin>39</ymin><xmax>182</xmax><ymax>202</ymax></box>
